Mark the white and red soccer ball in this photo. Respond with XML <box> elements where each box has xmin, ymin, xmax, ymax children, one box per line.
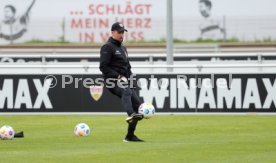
<box><xmin>138</xmin><ymin>103</ymin><xmax>156</xmax><ymax>119</ymax></box>
<box><xmin>0</xmin><ymin>125</ymin><xmax>15</xmax><ymax>140</ymax></box>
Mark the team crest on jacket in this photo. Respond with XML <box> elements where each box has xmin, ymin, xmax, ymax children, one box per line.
<box><xmin>90</xmin><ymin>85</ymin><xmax>103</xmax><ymax>101</ymax></box>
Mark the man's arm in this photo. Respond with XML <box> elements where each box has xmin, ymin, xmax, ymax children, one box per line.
<box><xmin>20</xmin><ymin>0</ymin><xmax>36</xmax><ymax>25</ymax></box>
<box><xmin>0</xmin><ymin>29</ymin><xmax>26</xmax><ymax>40</ymax></box>
<box><xmin>124</xmin><ymin>47</ymin><xmax>133</xmax><ymax>76</ymax></box>
<box><xmin>100</xmin><ymin>44</ymin><xmax>120</xmax><ymax>78</ymax></box>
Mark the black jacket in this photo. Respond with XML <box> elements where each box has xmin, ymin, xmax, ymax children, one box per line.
<box><xmin>100</xmin><ymin>37</ymin><xmax>132</xmax><ymax>79</ymax></box>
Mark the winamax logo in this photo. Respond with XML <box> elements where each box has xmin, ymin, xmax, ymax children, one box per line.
<box><xmin>0</xmin><ymin>78</ymin><xmax>52</xmax><ymax>109</ymax></box>
<box><xmin>139</xmin><ymin>77</ymin><xmax>276</xmax><ymax>110</ymax></box>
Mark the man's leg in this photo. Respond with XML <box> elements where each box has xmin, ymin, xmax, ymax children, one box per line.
<box><xmin>121</xmin><ymin>87</ymin><xmax>143</xmax><ymax>123</ymax></box>
<box><xmin>124</xmin><ymin>88</ymin><xmax>144</xmax><ymax>142</ymax></box>
<box><xmin>126</xmin><ymin>120</ymin><xmax>137</xmax><ymax>138</ymax></box>
<box><xmin>131</xmin><ymin>88</ymin><xmax>142</xmax><ymax>113</ymax></box>
<box><xmin>121</xmin><ymin>87</ymin><xmax>135</xmax><ymax>116</ymax></box>
<box><xmin>108</xmin><ymin>86</ymin><xmax>144</xmax><ymax>142</ymax></box>
<box><xmin>108</xmin><ymin>86</ymin><xmax>143</xmax><ymax>121</ymax></box>
<box><xmin>108</xmin><ymin>85</ymin><xmax>133</xmax><ymax>115</ymax></box>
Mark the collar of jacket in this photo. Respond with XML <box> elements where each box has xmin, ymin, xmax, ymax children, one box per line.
<box><xmin>108</xmin><ymin>37</ymin><xmax>122</xmax><ymax>47</ymax></box>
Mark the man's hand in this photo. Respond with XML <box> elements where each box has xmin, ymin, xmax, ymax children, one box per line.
<box><xmin>118</xmin><ymin>75</ymin><xmax>128</xmax><ymax>82</ymax></box>
<box><xmin>117</xmin><ymin>75</ymin><xmax>128</xmax><ymax>88</ymax></box>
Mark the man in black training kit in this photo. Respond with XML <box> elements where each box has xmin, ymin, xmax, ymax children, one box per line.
<box><xmin>100</xmin><ymin>22</ymin><xmax>144</xmax><ymax>142</ymax></box>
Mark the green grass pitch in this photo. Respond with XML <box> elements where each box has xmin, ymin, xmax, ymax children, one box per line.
<box><xmin>0</xmin><ymin>115</ymin><xmax>276</xmax><ymax>163</ymax></box>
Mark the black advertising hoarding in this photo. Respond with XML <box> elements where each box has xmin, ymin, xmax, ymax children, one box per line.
<box><xmin>140</xmin><ymin>74</ymin><xmax>276</xmax><ymax>112</ymax></box>
<box><xmin>0</xmin><ymin>74</ymin><xmax>275</xmax><ymax>113</ymax></box>
<box><xmin>0</xmin><ymin>75</ymin><xmax>121</xmax><ymax>113</ymax></box>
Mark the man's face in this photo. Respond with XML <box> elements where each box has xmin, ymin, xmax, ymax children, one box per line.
<box><xmin>4</xmin><ymin>6</ymin><xmax>15</xmax><ymax>21</ymax></box>
<box><xmin>199</xmin><ymin>2</ymin><xmax>211</xmax><ymax>18</ymax></box>
<box><xmin>112</xmin><ymin>30</ymin><xmax>125</xmax><ymax>42</ymax></box>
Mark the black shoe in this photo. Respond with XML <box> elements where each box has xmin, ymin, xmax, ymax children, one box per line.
<box><xmin>123</xmin><ymin>135</ymin><xmax>144</xmax><ymax>142</ymax></box>
<box><xmin>126</xmin><ymin>113</ymin><xmax>144</xmax><ymax>124</ymax></box>
<box><xmin>14</xmin><ymin>131</ymin><xmax>24</xmax><ymax>138</ymax></box>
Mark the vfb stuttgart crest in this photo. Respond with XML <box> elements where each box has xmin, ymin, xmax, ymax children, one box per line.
<box><xmin>90</xmin><ymin>85</ymin><xmax>103</xmax><ymax>101</ymax></box>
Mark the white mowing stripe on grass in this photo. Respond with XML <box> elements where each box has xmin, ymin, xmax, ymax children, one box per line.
<box><xmin>0</xmin><ymin>112</ymin><xmax>276</xmax><ymax>116</ymax></box>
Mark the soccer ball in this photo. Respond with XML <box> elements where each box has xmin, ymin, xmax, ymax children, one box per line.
<box><xmin>0</xmin><ymin>125</ymin><xmax>15</xmax><ymax>140</ymax></box>
<box><xmin>74</xmin><ymin>123</ymin><xmax>90</xmax><ymax>137</ymax></box>
<box><xmin>138</xmin><ymin>103</ymin><xmax>155</xmax><ymax>119</ymax></box>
